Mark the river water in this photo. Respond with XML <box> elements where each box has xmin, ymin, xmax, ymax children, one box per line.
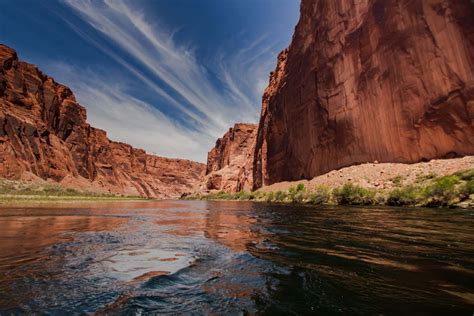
<box><xmin>0</xmin><ymin>200</ymin><xmax>473</xmax><ymax>314</ymax></box>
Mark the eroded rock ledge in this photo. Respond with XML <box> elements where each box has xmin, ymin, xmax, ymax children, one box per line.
<box><xmin>0</xmin><ymin>44</ymin><xmax>205</xmax><ymax>198</ymax></box>
<box><xmin>201</xmin><ymin>123</ymin><xmax>257</xmax><ymax>192</ymax></box>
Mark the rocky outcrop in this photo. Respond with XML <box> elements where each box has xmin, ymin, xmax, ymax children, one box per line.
<box><xmin>201</xmin><ymin>123</ymin><xmax>257</xmax><ymax>192</ymax></box>
<box><xmin>251</xmin><ymin>0</ymin><xmax>474</xmax><ymax>189</ymax></box>
<box><xmin>0</xmin><ymin>44</ymin><xmax>205</xmax><ymax>198</ymax></box>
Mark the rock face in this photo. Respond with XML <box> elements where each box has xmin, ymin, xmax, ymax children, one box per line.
<box><xmin>251</xmin><ymin>0</ymin><xmax>474</xmax><ymax>188</ymax></box>
<box><xmin>201</xmin><ymin>123</ymin><xmax>257</xmax><ymax>192</ymax></box>
<box><xmin>0</xmin><ymin>44</ymin><xmax>205</xmax><ymax>198</ymax></box>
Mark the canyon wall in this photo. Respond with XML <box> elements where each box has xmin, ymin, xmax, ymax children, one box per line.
<box><xmin>251</xmin><ymin>0</ymin><xmax>474</xmax><ymax>188</ymax></box>
<box><xmin>0</xmin><ymin>44</ymin><xmax>205</xmax><ymax>198</ymax></box>
<box><xmin>201</xmin><ymin>123</ymin><xmax>256</xmax><ymax>192</ymax></box>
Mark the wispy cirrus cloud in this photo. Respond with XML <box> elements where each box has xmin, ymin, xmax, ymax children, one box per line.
<box><xmin>47</xmin><ymin>62</ymin><xmax>211</xmax><ymax>160</ymax></box>
<box><xmin>52</xmin><ymin>0</ymin><xmax>287</xmax><ymax>161</ymax></box>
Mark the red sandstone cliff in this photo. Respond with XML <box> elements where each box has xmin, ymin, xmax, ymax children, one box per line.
<box><xmin>250</xmin><ymin>0</ymin><xmax>474</xmax><ymax>189</ymax></box>
<box><xmin>0</xmin><ymin>44</ymin><xmax>205</xmax><ymax>198</ymax></box>
<box><xmin>201</xmin><ymin>123</ymin><xmax>256</xmax><ymax>192</ymax></box>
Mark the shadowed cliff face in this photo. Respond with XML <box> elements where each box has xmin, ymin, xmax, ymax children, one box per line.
<box><xmin>201</xmin><ymin>123</ymin><xmax>257</xmax><ymax>192</ymax></box>
<box><xmin>0</xmin><ymin>44</ymin><xmax>205</xmax><ymax>198</ymax></box>
<box><xmin>251</xmin><ymin>0</ymin><xmax>474</xmax><ymax>189</ymax></box>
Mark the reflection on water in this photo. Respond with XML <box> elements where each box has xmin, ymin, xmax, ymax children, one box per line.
<box><xmin>0</xmin><ymin>201</ymin><xmax>473</xmax><ymax>314</ymax></box>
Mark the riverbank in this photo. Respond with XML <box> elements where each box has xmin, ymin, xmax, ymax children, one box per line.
<box><xmin>0</xmin><ymin>179</ymin><xmax>149</xmax><ymax>204</ymax></box>
<box><xmin>187</xmin><ymin>157</ymin><xmax>474</xmax><ymax>209</ymax></box>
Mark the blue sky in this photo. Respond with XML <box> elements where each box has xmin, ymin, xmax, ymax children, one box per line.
<box><xmin>0</xmin><ymin>0</ymin><xmax>299</xmax><ymax>162</ymax></box>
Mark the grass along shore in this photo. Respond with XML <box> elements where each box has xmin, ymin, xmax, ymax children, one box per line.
<box><xmin>0</xmin><ymin>179</ymin><xmax>147</xmax><ymax>203</ymax></box>
<box><xmin>186</xmin><ymin>169</ymin><xmax>474</xmax><ymax>209</ymax></box>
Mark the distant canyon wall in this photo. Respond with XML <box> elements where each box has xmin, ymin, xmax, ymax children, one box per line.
<box><xmin>247</xmin><ymin>0</ymin><xmax>474</xmax><ymax>189</ymax></box>
<box><xmin>201</xmin><ymin>123</ymin><xmax>257</xmax><ymax>192</ymax></box>
<box><xmin>0</xmin><ymin>44</ymin><xmax>205</xmax><ymax>198</ymax></box>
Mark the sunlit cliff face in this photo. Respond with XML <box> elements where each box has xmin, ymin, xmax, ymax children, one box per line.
<box><xmin>252</xmin><ymin>0</ymin><xmax>474</xmax><ymax>188</ymax></box>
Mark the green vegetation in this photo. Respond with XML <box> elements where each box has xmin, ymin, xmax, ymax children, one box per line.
<box><xmin>387</xmin><ymin>186</ymin><xmax>422</xmax><ymax>206</ymax></box>
<box><xmin>454</xmin><ymin>169</ymin><xmax>474</xmax><ymax>181</ymax></box>
<box><xmin>307</xmin><ymin>185</ymin><xmax>330</xmax><ymax>205</ymax></box>
<box><xmin>390</xmin><ymin>176</ymin><xmax>404</xmax><ymax>187</ymax></box>
<box><xmin>333</xmin><ymin>183</ymin><xmax>376</xmax><ymax>205</ymax></box>
<box><xmin>415</xmin><ymin>173</ymin><xmax>436</xmax><ymax>183</ymax></box>
<box><xmin>187</xmin><ymin>168</ymin><xmax>474</xmax><ymax>209</ymax></box>
<box><xmin>0</xmin><ymin>180</ymin><xmax>146</xmax><ymax>203</ymax></box>
<box><xmin>288</xmin><ymin>184</ymin><xmax>306</xmax><ymax>203</ymax></box>
<box><xmin>421</xmin><ymin>175</ymin><xmax>460</xmax><ymax>207</ymax></box>
<box><xmin>387</xmin><ymin>172</ymin><xmax>474</xmax><ymax>208</ymax></box>
<box><xmin>461</xmin><ymin>180</ymin><xmax>474</xmax><ymax>196</ymax></box>
<box><xmin>273</xmin><ymin>190</ymin><xmax>288</xmax><ymax>202</ymax></box>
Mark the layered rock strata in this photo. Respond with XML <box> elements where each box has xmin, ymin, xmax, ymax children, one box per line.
<box><xmin>0</xmin><ymin>44</ymin><xmax>205</xmax><ymax>198</ymax></box>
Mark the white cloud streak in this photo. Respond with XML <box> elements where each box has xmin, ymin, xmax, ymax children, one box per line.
<box><xmin>48</xmin><ymin>63</ymin><xmax>212</xmax><ymax>161</ymax></box>
<box><xmin>54</xmin><ymin>0</ymin><xmax>284</xmax><ymax>161</ymax></box>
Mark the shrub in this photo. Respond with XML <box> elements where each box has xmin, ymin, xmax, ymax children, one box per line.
<box><xmin>333</xmin><ymin>183</ymin><xmax>376</xmax><ymax>205</ymax></box>
<box><xmin>416</xmin><ymin>173</ymin><xmax>437</xmax><ymax>183</ymax></box>
<box><xmin>288</xmin><ymin>186</ymin><xmax>296</xmax><ymax>197</ymax></box>
<box><xmin>292</xmin><ymin>190</ymin><xmax>307</xmax><ymax>203</ymax></box>
<box><xmin>296</xmin><ymin>183</ymin><xmax>306</xmax><ymax>192</ymax></box>
<box><xmin>287</xmin><ymin>184</ymin><xmax>306</xmax><ymax>202</ymax></box>
<box><xmin>390</xmin><ymin>176</ymin><xmax>404</xmax><ymax>187</ymax></box>
<box><xmin>387</xmin><ymin>186</ymin><xmax>422</xmax><ymax>206</ymax></box>
<box><xmin>265</xmin><ymin>191</ymin><xmax>275</xmax><ymax>202</ymax></box>
<box><xmin>252</xmin><ymin>191</ymin><xmax>266</xmax><ymax>201</ymax></box>
<box><xmin>421</xmin><ymin>175</ymin><xmax>460</xmax><ymax>207</ymax></box>
<box><xmin>454</xmin><ymin>169</ymin><xmax>474</xmax><ymax>181</ymax></box>
<box><xmin>465</xmin><ymin>180</ymin><xmax>474</xmax><ymax>195</ymax></box>
<box><xmin>307</xmin><ymin>185</ymin><xmax>330</xmax><ymax>205</ymax></box>
<box><xmin>274</xmin><ymin>191</ymin><xmax>287</xmax><ymax>202</ymax></box>
<box><xmin>459</xmin><ymin>180</ymin><xmax>474</xmax><ymax>200</ymax></box>
<box><xmin>235</xmin><ymin>190</ymin><xmax>252</xmax><ymax>200</ymax></box>
<box><xmin>375</xmin><ymin>193</ymin><xmax>386</xmax><ymax>205</ymax></box>
<box><xmin>210</xmin><ymin>191</ymin><xmax>234</xmax><ymax>200</ymax></box>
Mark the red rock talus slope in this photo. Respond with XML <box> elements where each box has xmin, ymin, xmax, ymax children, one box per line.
<box><xmin>201</xmin><ymin>123</ymin><xmax>256</xmax><ymax>192</ymax></box>
<box><xmin>0</xmin><ymin>44</ymin><xmax>205</xmax><ymax>198</ymax></box>
<box><xmin>251</xmin><ymin>0</ymin><xmax>474</xmax><ymax>188</ymax></box>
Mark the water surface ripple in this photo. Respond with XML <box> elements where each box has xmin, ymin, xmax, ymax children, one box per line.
<box><xmin>0</xmin><ymin>201</ymin><xmax>473</xmax><ymax>314</ymax></box>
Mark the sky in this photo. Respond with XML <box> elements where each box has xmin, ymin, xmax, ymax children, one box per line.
<box><xmin>0</xmin><ymin>0</ymin><xmax>300</xmax><ymax>162</ymax></box>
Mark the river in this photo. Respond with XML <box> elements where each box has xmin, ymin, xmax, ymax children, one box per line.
<box><xmin>0</xmin><ymin>200</ymin><xmax>473</xmax><ymax>314</ymax></box>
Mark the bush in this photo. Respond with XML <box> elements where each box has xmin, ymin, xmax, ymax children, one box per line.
<box><xmin>375</xmin><ymin>194</ymin><xmax>386</xmax><ymax>205</ymax></box>
<box><xmin>209</xmin><ymin>191</ymin><xmax>234</xmax><ymax>200</ymax></box>
<box><xmin>459</xmin><ymin>180</ymin><xmax>474</xmax><ymax>200</ymax></box>
<box><xmin>465</xmin><ymin>180</ymin><xmax>474</xmax><ymax>195</ymax></box>
<box><xmin>274</xmin><ymin>191</ymin><xmax>288</xmax><ymax>202</ymax></box>
<box><xmin>292</xmin><ymin>190</ymin><xmax>307</xmax><ymax>203</ymax></box>
<box><xmin>265</xmin><ymin>191</ymin><xmax>275</xmax><ymax>202</ymax></box>
<box><xmin>391</xmin><ymin>176</ymin><xmax>404</xmax><ymax>187</ymax></box>
<box><xmin>252</xmin><ymin>191</ymin><xmax>267</xmax><ymax>201</ymax></box>
<box><xmin>454</xmin><ymin>169</ymin><xmax>474</xmax><ymax>181</ymax></box>
<box><xmin>387</xmin><ymin>186</ymin><xmax>422</xmax><ymax>206</ymax></box>
<box><xmin>307</xmin><ymin>185</ymin><xmax>330</xmax><ymax>205</ymax></box>
<box><xmin>296</xmin><ymin>183</ymin><xmax>305</xmax><ymax>192</ymax></box>
<box><xmin>285</xmin><ymin>183</ymin><xmax>305</xmax><ymax>202</ymax></box>
<box><xmin>235</xmin><ymin>190</ymin><xmax>252</xmax><ymax>200</ymax></box>
<box><xmin>421</xmin><ymin>175</ymin><xmax>460</xmax><ymax>207</ymax></box>
<box><xmin>333</xmin><ymin>183</ymin><xmax>376</xmax><ymax>205</ymax></box>
<box><xmin>416</xmin><ymin>173</ymin><xmax>437</xmax><ymax>183</ymax></box>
